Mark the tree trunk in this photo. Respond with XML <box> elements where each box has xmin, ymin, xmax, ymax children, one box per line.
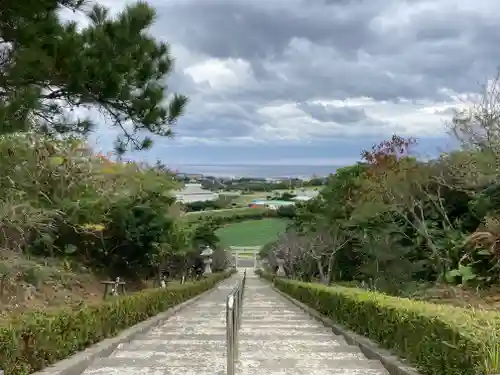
<box><xmin>326</xmin><ymin>254</ymin><xmax>335</xmax><ymax>285</ymax></box>
<box><xmin>316</xmin><ymin>258</ymin><xmax>328</xmax><ymax>284</ymax></box>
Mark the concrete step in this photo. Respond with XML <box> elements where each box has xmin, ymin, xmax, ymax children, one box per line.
<box><xmin>161</xmin><ymin>316</ymin><xmax>228</xmax><ymax>324</ymax></box>
<box><xmin>113</xmin><ymin>340</ymin><xmax>226</xmax><ymax>353</ymax></box>
<box><xmin>240</xmin><ymin>321</ymin><xmax>324</xmax><ymax>328</ymax></box>
<box><xmin>240</xmin><ymin>315</ymin><xmax>315</xmax><ymax>322</ymax></box>
<box><xmin>153</xmin><ymin>324</ymin><xmax>331</xmax><ymax>335</ymax></box>
<box><xmin>83</xmin><ymin>365</ymin><xmax>387</xmax><ymax>375</ymax></box>
<box><xmin>238</xmin><ymin>358</ymin><xmax>388</xmax><ymax>371</ymax></box>
<box><xmin>84</xmin><ymin>357</ymin><xmax>388</xmax><ymax>375</ymax></box>
<box><xmin>115</xmin><ymin>337</ymin><xmax>353</xmax><ymax>353</ymax></box>
<box><xmin>150</xmin><ymin>324</ymin><xmax>332</xmax><ymax>336</ymax></box>
<box><xmin>243</xmin><ymin>308</ymin><xmax>306</xmax><ymax>313</ymax></box>
<box><xmin>239</xmin><ymin>326</ymin><xmax>333</xmax><ymax>335</ymax></box>
<box><xmin>109</xmin><ymin>349</ymin><xmax>370</xmax><ymax>365</ymax></box>
<box><xmin>158</xmin><ymin>320</ymin><xmax>323</xmax><ymax>328</ymax></box>
<box><xmin>80</xmin><ymin>272</ymin><xmax>390</xmax><ymax>375</ymax></box>
<box><xmin>133</xmin><ymin>333</ymin><xmax>227</xmax><ymax>341</ymax></box>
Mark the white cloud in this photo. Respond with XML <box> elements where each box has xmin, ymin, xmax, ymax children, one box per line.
<box><xmin>184</xmin><ymin>58</ymin><xmax>254</xmax><ymax>90</ymax></box>
<box><xmin>62</xmin><ymin>0</ymin><xmax>500</xmax><ymax>158</ymax></box>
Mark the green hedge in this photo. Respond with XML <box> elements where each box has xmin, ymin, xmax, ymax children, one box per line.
<box><xmin>257</xmin><ymin>271</ymin><xmax>500</xmax><ymax>375</ymax></box>
<box><xmin>183</xmin><ymin>207</ymin><xmax>275</xmax><ymax>224</ymax></box>
<box><xmin>0</xmin><ymin>271</ymin><xmax>234</xmax><ymax>375</ymax></box>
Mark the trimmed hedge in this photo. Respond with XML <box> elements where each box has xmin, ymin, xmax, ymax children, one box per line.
<box><xmin>256</xmin><ymin>270</ymin><xmax>500</xmax><ymax>375</ymax></box>
<box><xmin>183</xmin><ymin>207</ymin><xmax>275</xmax><ymax>224</ymax></box>
<box><xmin>0</xmin><ymin>271</ymin><xmax>234</xmax><ymax>375</ymax></box>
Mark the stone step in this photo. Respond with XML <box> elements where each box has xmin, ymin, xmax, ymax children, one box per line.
<box><xmin>85</xmin><ymin>357</ymin><xmax>388</xmax><ymax>375</ymax></box>
<box><xmin>79</xmin><ymin>273</ymin><xmax>390</xmax><ymax>375</ymax></box>
<box><xmin>240</xmin><ymin>326</ymin><xmax>332</xmax><ymax>335</ymax></box>
<box><xmin>175</xmin><ymin>313</ymin><xmax>311</xmax><ymax>321</ymax></box>
<box><xmin>134</xmin><ymin>332</ymin><xmax>339</xmax><ymax>341</ymax></box>
<box><xmin>113</xmin><ymin>340</ymin><xmax>226</xmax><ymax>353</ymax></box>
<box><xmin>157</xmin><ymin>320</ymin><xmax>322</xmax><ymax>329</ymax></box>
<box><xmin>240</xmin><ymin>338</ymin><xmax>350</xmax><ymax>351</ymax></box>
<box><xmin>242</xmin><ymin>314</ymin><xmax>317</xmax><ymax>325</ymax></box>
<box><xmin>243</xmin><ymin>306</ymin><xmax>304</xmax><ymax>311</ymax></box>
<box><xmin>116</xmin><ymin>338</ymin><xmax>353</xmax><ymax>353</ymax></box>
<box><xmin>85</xmin><ymin>366</ymin><xmax>387</xmax><ymax>375</ymax></box>
<box><xmin>110</xmin><ymin>348</ymin><xmax>367</xmax><ymax>362</ymax></box>
<box><xmin>240</xmin><ymin>315</ymin><xmax>315</xmax><ymax>322</ymax></box>
<box><xmin>146</xmin><ymin>325</ymin><xmax>331</xmax><ymax>336</ymax></box>
<box><xmin>133</xmin><ymin>333</ymin><xmax>228</xmax><ymax>341</ymax></box>
<box><xmin>240</xmin><ymin>321</ymin><xmax>323</xmax><ymax>328</ymax></box>
<box><xmin>158</xmin><ymin>318</ymin><xmax>227</xmax><ymax>324</ymax></box>
<box><xmin>243</xmin><ymin>307</ymin><xmax>305</xmax><ymax>313</ymax></box>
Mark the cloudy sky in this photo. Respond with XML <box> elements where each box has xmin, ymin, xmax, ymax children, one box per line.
<box><xmin>85</xmin><ymin>0</ymin><xmax>497</xmax><ymax>171</ymax></box>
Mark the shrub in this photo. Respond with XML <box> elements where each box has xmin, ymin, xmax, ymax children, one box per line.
<box><xmin>184</xmin><ymin>207</ymin><xmax>275</xmax><ymax>225</ymax></box>
<box><xmin>276</xmin><ymin>205</ymin><xmax>296</xmax><ymax>219</ymax></box>
<box><xmin>99</xmin><ymin>191</ymin><xmax>177</xmax><ymax>278</ymax></box>
<box><xmin>0</xmin><ymin>270</ymin><xmax>234</xmax><ymax>375</ymax></box>
<box><xmin>259</xmin><ymin>273</ymin><xmax>500</xmax><ymax>375</ymax></box>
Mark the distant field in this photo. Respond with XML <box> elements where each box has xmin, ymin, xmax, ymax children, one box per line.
<box><xmin>229</xmin><ymin>189</ymin><xmax>293</xmax><ymax>207</ymax></box>
<box><xmin>216</xmin><ymin>218</ymin><xmax>290</xmax><ymax>247</ymax></box>
<box><xmin>182</xmin><ymin>207</ymin><xmax>269</xmax><ymax>223</ymax></box>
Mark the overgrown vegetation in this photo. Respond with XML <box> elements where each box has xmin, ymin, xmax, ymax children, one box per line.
<box><xmin>0</xmin><ymin>1</ymin><xmax>235</xmax><ymax>372</ymax></box>
<box><xmin>262</xmin><ymin>75</ymin><xmax>500</xmax><ymax>299</ymax></box>
<box><xmin>257</xmin><ymin>75</ymin><xmax>500</xmax><ymax>375</ymax></box>
<box><xmin>258</xmin><ymin>271</ymin><xmax>500</xmax><ymax>375</ymax></box>
<box><xmin>0</xmin><ymin>271</ymin><xmax>234</xmax><ymax>375</ymax></box>
<box><xmin>183</xmin><ymin>207</ymin><xmax>275</xmax><ymax>223</ymax></box>
<box><xmin>0</xmin><ymin>0</ymin><xmax>232</xmax><ymax>311</ymax></box>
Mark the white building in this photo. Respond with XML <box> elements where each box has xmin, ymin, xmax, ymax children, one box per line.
<box><xmin>292</xmin><ymin>189</ymin><xmax>320</xmax><ymax>202</ymax></box>
<box><xmin>175</xmin><ymin>183</ymin><xmax>219</xmax><ymax>203</ymax></box>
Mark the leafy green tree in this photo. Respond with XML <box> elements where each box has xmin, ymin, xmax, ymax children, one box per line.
<box><xmin>1</xmin><ymin>0</ymin><xmax>187</xmax><ymax>153</ymax></box>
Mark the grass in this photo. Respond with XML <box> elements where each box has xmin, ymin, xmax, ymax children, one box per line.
<box><xmin>216</xmin><ymin>218</ymin><xmax>290</xmax><ymax>247</ymax></box>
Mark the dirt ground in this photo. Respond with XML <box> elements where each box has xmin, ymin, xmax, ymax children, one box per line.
<box><xmin>0</xmin><ymin>251</ymin><xmax>146</xmax><ymax>316</ymax></box>
<box><xmin>410</xmin><ymin>283</ymin><xmax>500</xmax><ymax>311</ymax></box>
<box><xmin>3</xmin><ymin>249</ymin><xmax>500</xmax><ymax>315</ymax></box>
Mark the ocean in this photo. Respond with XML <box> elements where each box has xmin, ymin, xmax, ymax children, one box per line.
<box><xmin>170</xmin><ymin>164</ymin><xmax>340</xmax><ymax>178</ymax></box>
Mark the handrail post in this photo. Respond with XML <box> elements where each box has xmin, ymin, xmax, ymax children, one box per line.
<box><xmin>234</xmin><ymin>296</ymin><xmax>239</xmax><ymax>360</ymax></box>
<box><xmin>226</xmin><ymin>270</ymin><xmax>247</xmax><ymax>375</ymax></box>
<box><xmin>226</xmin><ymin>294</ymin><xmax>235</xmax><ymax>375</ymax></box>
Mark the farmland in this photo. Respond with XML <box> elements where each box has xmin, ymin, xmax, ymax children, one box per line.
<box><xmin>216</xmin><ymin>218</ymin><xmax>290</xmax><ymax>247</ymax></box>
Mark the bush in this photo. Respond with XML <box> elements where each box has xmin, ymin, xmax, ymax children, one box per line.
<box><xmin>99</xmin><ymin>191</ymin><xmax>177</xmax><ymax>278</ymax></box>
<box><xmin>0</xmin><ymin>271</ymin><xmax>234</xmax><ymax>375</ymax></box>
<box><xmin>276</xmin><ymin>205</ymin><xmax>296</xmax><ymax>219</ymax></box>
<box><xmin>184</xmin><ymin>207</ymin><xmax>275</xmax><ymax>224</ymax></box>
<box><xmin>259</xmin><ymin>273</ymin><xmax>500</xmax><ymax>375</ymax></box>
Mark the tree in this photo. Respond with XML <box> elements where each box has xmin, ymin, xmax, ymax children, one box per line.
<box><xmin>450</xmin><ymin>73</ymin><xmax>500</xmax><ymax>172</ymax></box>
<box><xmin>272</xmin><ymin>230</ymin><xmax>310</xmax><ymax>279</ymax></box>
<box><xmin>1</xmin><ymin>0</ymin><xmax>187</xmax><ymax>153</ymax></box>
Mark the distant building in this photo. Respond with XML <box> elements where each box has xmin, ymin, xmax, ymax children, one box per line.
<box><xmin>249</xmin><ymin>200</ymin><xmax>295</xmax><ymax>210</ymax></box>
<box><xmin>292</xmin><ymin>189</ymin><xmax>320</xmax><ymax>202</ymax></box>
<box><xmin>175</xmin><ymin>183</ymin><xmax>219</xmax><ymax>203</ymax></box>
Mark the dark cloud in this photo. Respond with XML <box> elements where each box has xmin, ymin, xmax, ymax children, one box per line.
<box><xmin>152</xmin><ymin>0</ymin><xmax>382</xmax><ymax>60</ymax></box>
<box><xmin>101</xmin><ymin>0</ymin><xmax>499</xmax><ymax>142</ymax></box>
<box><xmin>297</xmin><ymin>103</ymin><xmax>367</xmax><ymax>123</ymax></box>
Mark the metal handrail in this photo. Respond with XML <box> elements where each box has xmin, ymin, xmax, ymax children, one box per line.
<box><xmin>226</xmin><ymin>269</ymin><xmax>246</xmax><ymax>375</ymax></box>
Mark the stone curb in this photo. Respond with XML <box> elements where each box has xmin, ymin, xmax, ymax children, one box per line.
<box><xmin>31</xmin><ymin>277</ymin><xmax>231</xmax><ymax>375</ymax></box>
<box><xmin>268</xmin><ymin>282</ymin><xmax>422</xmax><ymax>375</ymax></box>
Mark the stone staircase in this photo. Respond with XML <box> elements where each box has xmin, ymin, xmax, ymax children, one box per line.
<box><xmin>238</xmin><ymin>271</ymin><xmax>389</xmax><ymax>375</ymax></box>
<box><xmin>81</xmin><ymin>270</ymin><xmax>389</xmax><ymax>375</ymax></box>
<box><xmin>81</xmin><ymin>276</ymin><xmax>237</xmax><ymax>375</ymax></box>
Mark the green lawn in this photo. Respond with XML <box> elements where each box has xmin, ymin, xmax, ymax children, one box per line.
<box><xmin>216</xmin><ymin>218</ymin><xmax>290</xmax><ymax>247</ymax></box>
